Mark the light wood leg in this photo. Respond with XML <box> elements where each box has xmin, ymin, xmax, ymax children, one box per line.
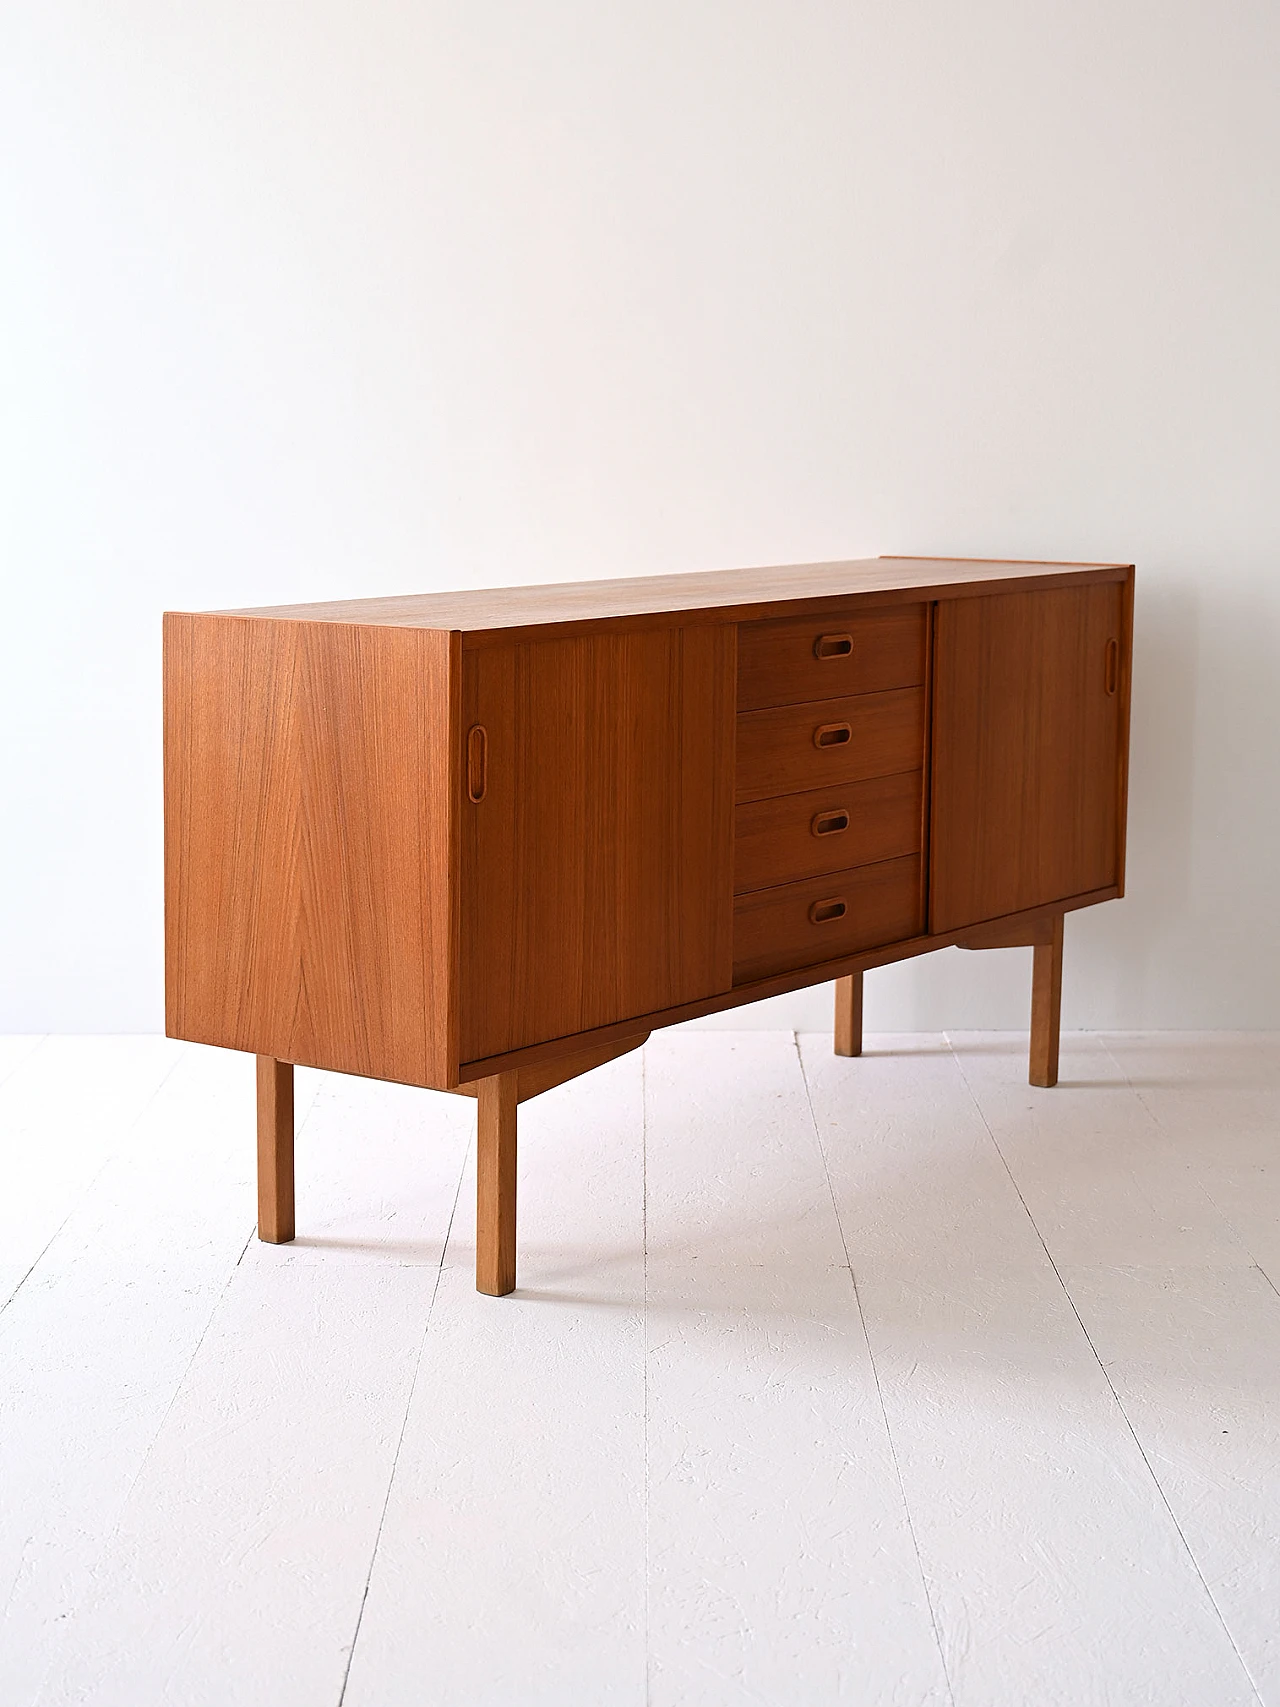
<box><xmin>834</xmin><ymin>972</ymin><xmax>863</xmax><ymax>1057</ymax></box>
<box><xmin>1029</xmin><ymin>915</ymin><xmax>1064</xmax><ymax>1088</ymax></box>
<box><xmin>256</xmin><ymin>1056</ymin><xmax>295</xmax><ymax>1243</ymax></box>
<box><xmin>476</xmin><ymin>1070</ymin><xmax>518</xmax><ymax>1296</ymax></box>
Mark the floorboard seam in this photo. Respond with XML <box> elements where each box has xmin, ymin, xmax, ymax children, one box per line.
<box><xmin>334</xmin><ymin>1115</ymin><xmax>470</xmax><ymax>1707</ymax></box>
<box><xmin>793</xmin><ymin>1032</ymin><xmax>957</xmax><ymax>1707</ymax></box>
<box><xmin>0</xmin><ymin>1045</ymin><xmax>189</xmax><ymax>1321</ymax></box>
<box><xmin>946</xmin><ymin>1035</ymin><xmax>1266</xmax><ymax>1707</ymax></box>
<box><xmin>64</xmin><ymin>1212</ymin><xmax>262</xmax><ymax>1657</ymax></box>
<box><xmin>1096</xmin><ymin>1031</ymin><xmax>1170</xmax><ymax>1134</ymax></box>
<box><xmin>1095</xmin><ymin>1031</ymin><xmax>1263</xmax><ymax>1273</ymax></box>
<box><xmin>0</xmin><ymin>1034</ymin><xmax>49</xmax><ymax>1093</ymax></box>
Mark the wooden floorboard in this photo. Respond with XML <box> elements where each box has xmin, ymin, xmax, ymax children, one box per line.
<box><xmin>957</xmin><ymin>1031</ymin><xmax>1280</xmax><ymax>1705</ymax></box>
<box><xmin>643</xmin><ymin>1032</ymin><xmax>948</xmax><ymax>1707</ymax></box>
<box><xmin>0</xmin><ymin>1043</ymin><xmax>320</xmax><ymax>1704</ymax></box>
<box><xmin>0</xmin><ymin>1035</ymin><xmax>183</xmax><ymax>1307</ymax></box>
<box><xmin>2</xmin><ymin>1032</ymin><xmax>1279</xmax><ymax>1705</ymax></box>
<box><xmin>798</xmin><ymin>1031</ymin><xmax>1260</xmax><ymax>1707</ymax></box>
<box><xmin>1060</xmin><ymin>1259</ymin><xmax>1280</xmax><ymax>1704</ymax></box>
<box><xmin>342</xmin><ymin>1053</ymin><xmax>647</xmax><ymax>1707</ymax></box>
<box><xmin>0</xmin><ymin>1035</ymin><xmax>46</xmax><ymax>1092</ymax></box>
<box><xmin>17</xmin><ymin>1061</ymin><xmax>470</xmax><ymax>1707</ymax></box>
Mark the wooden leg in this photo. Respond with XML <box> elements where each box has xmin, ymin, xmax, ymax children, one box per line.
<box><xmin>1029</xmin><ymin>914</ymin><xmax>1064</xmax><ymax>1088</ymax></box>
<box><xmin>476</xmin><ymin>1070</ymin><xmax>518</xmax><ymax>1296</ymax></box>
<box><xmin>256</xmin><ymin>1056</ymin><xmax>295</xmax><ymax>1243</ymax></box>
<box><xmin>834</xmin><ymin>972</ymin><xmax>863</xmax><ymax>1057</ymax></box>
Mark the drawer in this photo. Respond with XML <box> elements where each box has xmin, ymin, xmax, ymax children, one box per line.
<box><xmin>737</xmin><ymin>602</ymin><xmax>927</xmax><ymax>711</ymax></box>
<box><xmin>733</xmin><ymin>855</ymin><xmax>923</xmax><ymax>984</ymax></box>
<box><xmin>735</xmin><ymin>686</ymin><xmax>924</xmax><ymax>804</ymax></box>
<box><xmin>734</xmin><ymin>771</ymin><xmax>922</xmax><ymax>895</ymax></box>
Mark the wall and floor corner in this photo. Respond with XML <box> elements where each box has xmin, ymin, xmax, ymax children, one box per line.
<box><xmin>2</xmin><ymin>2</ymin><xmax>1278</xmax><ymax>1034</ymax></box>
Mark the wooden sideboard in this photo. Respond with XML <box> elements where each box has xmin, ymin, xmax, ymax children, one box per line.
<box><xmin>164</xmin><ymin>555</ymin><xmax>1134</xmax><ymax>1294</ymax></box>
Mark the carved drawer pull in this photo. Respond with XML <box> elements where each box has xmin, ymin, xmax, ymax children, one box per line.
<box><xmin>1104</xmin><ymin>637</ymin><xmax>1120</xmax><ymax>696</ymax></box>
<box><xmin>813</xmin><ymin>722</ymin><xmax>852</xmax><ymax>749</ymax></box>
<box><xmin>466</xmin><ymin>724</ymin><xmax>488</xmax><ymax>803</ymax></box>
<box><xmin>809</xmin><ymin>897</ymin><xmax>847</xmax><ymax>924</ymax></box>
<box><xmin>811</xmin><ymin>809</ymin><xmax>850</xmax><ymax>837</ymax></box>
<box><xmin>813</xmin><ymin>632</ymin><xmax>853</xmax><ymax>660</ymax></box>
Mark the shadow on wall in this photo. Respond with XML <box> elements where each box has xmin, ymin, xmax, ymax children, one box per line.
<box><xmin>1101</xmin><ymin>577</ymin><xmax>1200</xmax><ymax>1015</ymax></box>
<box><xmin>1103</xmin><ymin>571</ymin><xmax>1280</xmax><ymax>1028</ymax></box>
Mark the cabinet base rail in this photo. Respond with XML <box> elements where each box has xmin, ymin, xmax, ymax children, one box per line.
<box><xmin>253</xmin><ymin>914</ymin><xmax>1066</xmax><ymax>1295</ymax></box>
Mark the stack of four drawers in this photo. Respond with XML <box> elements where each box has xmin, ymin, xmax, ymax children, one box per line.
<box><xmin>732</xmin><ymin>601</ymin><xmax>930</xmax><ymax>983</ymax></box>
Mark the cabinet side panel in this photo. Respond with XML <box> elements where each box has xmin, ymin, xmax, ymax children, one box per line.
<box><xmin>164</xmin><ymin>614</ymin><xmax>455</xmax><ymax>1087</ymax></box>
<box><xmin>164</xmin><ymin>612</ymin><xmax>300</xmax><ymax>1057</ymax></box>
<box><xmin>292</xmin><ymin>620</ymin><xmax>456</xmax><ymax>1086</ymax></box>
<box><xmin>929</xmin><ymin>583</ymin><xmax>1124</xmax><ymax>933</ymax></box>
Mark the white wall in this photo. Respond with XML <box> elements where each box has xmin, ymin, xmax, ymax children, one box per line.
<box><xmin>2</xmin><ymin>1</ymin><xmax>1278</xmax><ymax>1033</ymax></box>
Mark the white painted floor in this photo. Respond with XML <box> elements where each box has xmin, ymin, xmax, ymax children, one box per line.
<box><xmin>2</xmin><ymin>1029</ymin><xmax>1279</xmax><ymax>1706</ymax></box>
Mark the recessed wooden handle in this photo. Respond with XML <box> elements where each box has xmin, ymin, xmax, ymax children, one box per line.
<box><xmin>466</xmin><ymin>724</ymin><xmax>487</xmax><ymax>803</ymax></box>
<box><xmin>813</xmin><ymin>722</ymin><xmax>852</xmax><ymax>749</ymax></box>
<box><xmin>814</xmin><ymin>633</ymin><xmax>853</xmax><ymax>660</ymax></box>
<box><xmin>809</xmin><ymin>897</ymin><xmax>847</xmax><ymax>924</ymax></box>
<box><xmin>812</xmin><ymin>809</ymin><xmax>850</xmax><ymax>837</ymax></box>
<box><xmin>1104</xmin><ymin>637</ymin><xmax>1120</xmax><ymax>696</ymax></box>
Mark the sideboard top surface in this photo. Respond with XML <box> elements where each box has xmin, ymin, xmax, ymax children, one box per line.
<box><xmin>206</xmin><ymin>556</ymin><xmax>1133</xmax><ymax>634</ymax></box>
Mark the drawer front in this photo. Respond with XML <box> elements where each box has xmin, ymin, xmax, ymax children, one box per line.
<box><xmin>733</xmin><ymin>855</ymin><xmax>923</xmax><ymax>984</ymax></box>
<box><xmin>734</xmin><ymin>771</ymin><xmax>922</xmax><ymax>895</ymax></box>
<box><xmin>738</xmin><ymin>602</ymin><xmax>927</xmax><ymax>711</ymax></box>
<box><xmin>735</xmin><ymin>687</ymin><xmax>924</xmax><ymax>804</ymax></box>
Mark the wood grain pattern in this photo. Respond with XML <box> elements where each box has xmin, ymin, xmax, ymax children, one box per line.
<box><xmin>217</xmin><ymin>559</ymin><xmax>1130</xmax><ymax>635</ymax></box>
<box><xmin>14</xmin><ymin>1035</ymin><xmax>1275</xmax><ymax>1705</ymax></box>
<box><xmin>454</xmin><ymin>886</ymin><xmax>1119</xmax><ymax>1083</ymax></box>
<box><xmin>459</xmin><ymin>625</ymin><xmax>735</xmax><ymax>1064</ymax></box>
<box><xmin>255</xmin><ymin>1056</ymin><xmax>294</xmax><ymax>1244</ymax></box>
<box><xmin>1030</xmin><ymin>914</ymin><xmax>1065</xmax><ymax>1088</ymax></box>
<box><xmin>736</xmin><ymin>688</ymin><xmax>925</xmax><ymax>805</ymax></box>
<box><xmin>167</xmin><ymin>564</ymin><xmax>1131</xmax><ymax>1154</ymax></box>
<box><xmin>164</xmin><ymin>558</ymin><xmax>1136</xmax><ymax>1287</ymax></box>
<box><xmin>737</xmin><ymin>602</ymin><xmax>927</xmax><ymax>711</ymax></box>
<box><xmin>834</xmin><ymin>974</ymin><xmax>863</xmax><ymax>1058</ymax></box>
<box><xmin>734</xmin><ymin>772</ymin><xmax>922</xmax><ymax>895</ymax></box>
<box><xmin>929</xmin><ymin>583</ymin><xmax>1127</xmax><ymax>934</ymax></box>
<box><xmin>164</xmin><ymin>614</ymin><xmax>457</xmax><ymax>1087</ymax></box>
<box><xmin>732</xmin><ymin>855</ymin><xmax>922</xmax><ymax>984</ymax></box>
<box><xmin>476</xmin><ymin>1071</ymin><xmax>518</xmax><ymax>1296</ymax></box>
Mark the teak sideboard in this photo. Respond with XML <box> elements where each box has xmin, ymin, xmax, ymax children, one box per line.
<box><xmin>164</xmin><ymin>555</ymin><xmax>1134</xmax><ymax>1295</ymax></box>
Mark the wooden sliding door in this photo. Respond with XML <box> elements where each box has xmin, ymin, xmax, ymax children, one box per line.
<box><xmin>929</xmin><ymin>580</ymin><xmax>1129</xmax><ymax>934</ymax></box>
<box><xmin>459</xmin><ymin>623</ymin><xmax>736</xmax><ymax>1064</ymax></box>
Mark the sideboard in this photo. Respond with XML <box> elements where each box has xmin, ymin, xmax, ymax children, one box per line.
<box><xmin>164</xmin><ymin>555</ymin><xmax>1134</xmax><ymax>1294</ymax></box>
